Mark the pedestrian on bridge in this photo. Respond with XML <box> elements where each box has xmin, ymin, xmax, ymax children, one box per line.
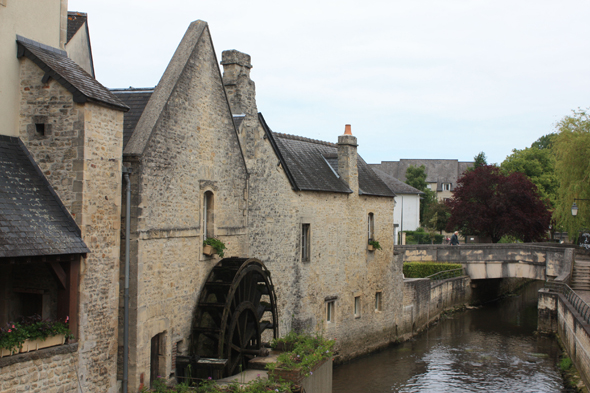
<box><xmin>451</xmin><ymin>231</ymin><xmax>460</xmax><ymax>246</ymax></box>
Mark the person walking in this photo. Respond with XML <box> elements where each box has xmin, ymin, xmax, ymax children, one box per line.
<box><xmin>450</xmin><ymin>231</ymin><xmax>460</xmax><ymax>246</ymax></box>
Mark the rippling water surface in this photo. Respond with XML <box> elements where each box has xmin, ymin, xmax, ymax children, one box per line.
<box><xmin>333</xmin><ymin>281</ymin><xmax>566</xmax><ymax>393</ymax></box>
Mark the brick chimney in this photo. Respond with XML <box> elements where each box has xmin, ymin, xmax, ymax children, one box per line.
<box><xmin>221</xmin><ymin>50</ymin><xmax>257</xmax><ymax>116</ymax></box>
<box><xmin>338</xmin><ymin>124</ymin><xmax>358</xmax><ymax>194</ymax></box>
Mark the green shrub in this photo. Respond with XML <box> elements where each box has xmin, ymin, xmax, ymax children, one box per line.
<box><xmin>404</xmin><ymin>230</ymin><xmax>444</xmax><ymax>244</ymax></box>
<box><xmin>403</xmin><ymin>262</ymin><xmax>463</xmax><ymax>278</ymax></box>
<box><xmin>559</xmin><ymin>356</ymin><xmax>572</xmax><ymax>371</ymax></box>
<box><xmin>267</xmin><ymin>331</ymin><xmax>335</xmax><ymax>376</ymax></box>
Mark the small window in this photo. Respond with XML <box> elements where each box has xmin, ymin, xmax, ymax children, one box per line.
<box><xmin>326</xmin><ymin>301</ymin><xmax>335</xmax><ymax>323</ymax></box>
<box><xmin>354</xmin><ymin>296</ymin><xmax>361</xmax><ymax>318</ymax></box>
<box><xmin>302</xmin><ymin>224</ymin><xmax>310</xmax><ymax>262</ymax></box>
<box><xmin>35</xmin><ymin>123</ymin><xmax>45</xmax><ymax>136</ymax></box>
<box><xmin>203</xmin><ymin>191</ymin><xmax>214</xmax><ymax>240</ymax></box>
<box><xmin>368</xmin><ymin>213</ymin><xmax>374</xmax><ymax>242</ymax></box>
<box><xmin>375</xmin><ymin>292</ymin><xmax>382</xmax><ymax>312</ymax></box>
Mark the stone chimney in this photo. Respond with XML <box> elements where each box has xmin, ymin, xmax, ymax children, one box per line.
<box><xmin>338</xmin><ymin>124</ymin><xmax>358</xmax><ymax>194</ymax></box>
<box><xmin>221</xmin><ymin>50</ymin><xmax>257</xmax><ymax>116</ymax></box>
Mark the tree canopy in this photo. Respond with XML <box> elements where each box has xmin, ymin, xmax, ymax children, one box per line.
<box><xmin>405</xmin><ymin>165</ymin><xmax>436</xmax><ymax>225</ymax></box>
<box><xmin>445</xmin><ymin>165</ymin><xmax>551</xmax><ymax>243</ymax></box>
<box><xmin>553</xmin><ymin>109</ymin><xmax>590</xmax><ymax>238</ymax></box>
<box><xmin>501</xmin><ymin>146</ymin><xmax>557</xmax><ymax>208</ymax></box>
<box><xmin>423</xmin><ymin>200</ymin><xmax>451</xmax><ymax>234</ymax></box>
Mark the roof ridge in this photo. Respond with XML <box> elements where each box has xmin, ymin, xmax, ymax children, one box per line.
<box><xmin>111</xmin><ymin>87</ymin><xmax>155</xmax><ymax>93</ymax></box>
<box><xmin>272</xmin><ymin>131</ymin><xmax>337</xmax><ymax>147</ymax></box>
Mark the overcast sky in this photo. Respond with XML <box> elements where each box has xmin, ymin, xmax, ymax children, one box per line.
<box><xmin>69</xmin><ymin>0</ymin><xmax>590</xmax><ymax>165</ymax></box>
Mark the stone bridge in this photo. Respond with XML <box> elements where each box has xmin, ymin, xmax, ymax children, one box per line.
<box><xmin>397</xmin><ymin>244</ymin><xmax>575</xmax><ymax>281</ymax></box>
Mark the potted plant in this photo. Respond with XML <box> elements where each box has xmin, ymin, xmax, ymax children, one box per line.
<box><xmin>267</xmin><ymin>332</ymin><xmax>335</xmax><ymax>386</ymax></box>
<box><xmin>368</xmin><ymin>240</ymin><xmax>382</xmax><ymax>252</ymax></box>
<box><xmin>203</xmin><ymin>238</ymin><xmax>226</xmax><ymax>258</ymax></box>
<box><xmin>0</xmin><ymin>315</ymin><xmax>73</xmax><ymax>357</ymax></box>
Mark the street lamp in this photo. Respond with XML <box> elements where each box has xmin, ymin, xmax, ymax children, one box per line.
<box><xmin>571</xmin><ymin>199</ymin><xmax>590</xmax><ymax>216</ymax></box>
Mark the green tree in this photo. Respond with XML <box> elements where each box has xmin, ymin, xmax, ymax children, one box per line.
<box><xmin>423</xmin><ymin>200</ymin><xmax>451</xmax><ymax>234</ymax></box>
<box><xmin>501</xmin><ymin>146</ymin><xmax>557</xmax><ymax>208</ymax></box>
<box><xmin>531</xmin><ymin>133</ymin><xmax>557</xmax><ymax>150</ymax></box>
<box><xmin>465</xmin><ymin>151</ymin><xmax>489</xmax><ymax>173</ymax></box>
<box><xmin>473</xmin><ymin>151</ymin><xmax>488</xmax><ymax>168</ymax></box>
<box><xmin>405</xmin><ymin>165</ymin><xmax>436</xmax><ymax>225</ymax></box>
<box><xmin>553</xmin><ymin>109</ymin><xmax>590</xmax><ymax>239</ymax></box>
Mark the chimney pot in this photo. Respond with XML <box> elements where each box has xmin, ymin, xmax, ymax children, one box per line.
<box><xmin>344</xmin><ymin>124</ymin><xmax>352</xmax><ymax>135</ymax></box>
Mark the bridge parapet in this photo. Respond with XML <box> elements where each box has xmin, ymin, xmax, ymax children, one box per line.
<box><xmin>397</xmin><ymin>244</ymin><xmax>574</xmax><ymax>280</ymax></box>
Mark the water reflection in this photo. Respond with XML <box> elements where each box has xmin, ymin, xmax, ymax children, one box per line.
<box><xmin>333</xmin><ymin>281</ymin><xmax>566</xmax><ymax>393</ymax></box>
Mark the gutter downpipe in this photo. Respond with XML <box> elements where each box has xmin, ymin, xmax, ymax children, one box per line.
<box><xmin>122</xmin><ymin>166</ymin><xmax>131</xmax><ymax>393</ymax></box>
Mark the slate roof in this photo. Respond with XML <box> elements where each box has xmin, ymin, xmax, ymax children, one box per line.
<box><xmin>259</xmin><ymin>114</ymin><xmax>394</xmax><ymax>197</ymax></box>
<box><xmin>0</xmin><ymin>135</ymin><xmax>89</xmax><ymax>258</ymax></box>
<box><xmin>111</xmin><ymin>88</ymin><xmax>154</xmax><ymax>148</ymax></box>
<box><xmin>16</xmin><ymin>36</ymin><xmax>128</xmax><ymax>111</ymax></box>
<box><xmin>67</xmin><ymin>12</ymin><xmax>87</xmax><ymax>43</ymax></box>
<box><xmin>369</xmin><ymin>166</ymin><xmax>423</xmax><ymax>195</ymax></box>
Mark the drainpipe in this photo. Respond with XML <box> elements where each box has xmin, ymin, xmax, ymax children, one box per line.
<box><xmin>122</xmin><ymin>166</ymin><xmax>132</xmax><ymax>393</ymax></box>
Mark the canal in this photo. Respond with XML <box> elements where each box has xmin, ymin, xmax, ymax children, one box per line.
<box><xmin>333</xmin><ymin>281</ymin><xmax>568</xmax><ymax>392</ymax></box>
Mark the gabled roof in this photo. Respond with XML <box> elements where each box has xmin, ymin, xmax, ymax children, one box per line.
<box><xmin>259</xmin><ymin>114</ymin><xmax>395</xmax><ymax>197</ymax></box>
<box><xmin>369</xmin><ymin>166</ymin><xmax>423</xmax><ymax>195</ymax></box>
<box><xmin>111</xmin><ymin>88</ymin><xmax>154</xmax><ymax>149</ymax></box>
<box><xmin>16</xmin><ymin>36</ymin><xmax>128</xmax><ymax>112</ymax></box>
<box><xmin>0</xmin><ymin>135</ymin><xmax>89</xmax><ymax>258</ymax></box>
<box><xmin>67</xmin><ymin>12</ymin><xmax>87</xmax><ymax>43</ymax></box>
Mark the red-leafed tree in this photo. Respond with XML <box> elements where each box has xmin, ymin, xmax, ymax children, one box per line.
<box><xmin>445</xmin><ymin>165</ymin><xmax>551</xmax><ymax>243</ymax></box>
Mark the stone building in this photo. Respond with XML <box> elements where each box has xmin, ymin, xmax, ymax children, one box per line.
<box><xmin>0</xmin><ymin>2</ymin><xmax>129</xmax><ymax>392</ymax></box>
<box><xmin>109</xmin><ymin>23</ymin><xmax>404</xmax><ymax>388</ymax></box>
<box><xmin>112</xmin><ymin>21</ymin><xmax>250</xmax><ymax>391</ymax></box>
<box><xmin>374</xmin><ymin>159</ymin><xmax>473</xmax><ymax>201</ymax></box>
<box><xmin>221</xmin><ymin>50</ymin><xmax>403</xmax><ymax>362</ymax></box>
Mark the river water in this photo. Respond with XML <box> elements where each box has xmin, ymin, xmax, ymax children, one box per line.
<box><xmin>333</xmin><ymin>281</ymin><xmax>568</xmax><ymax>393</ymax></box>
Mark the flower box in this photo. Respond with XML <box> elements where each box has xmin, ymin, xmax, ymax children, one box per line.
<box><xmin>269</xmin><ymin>357</ymin><xmax>332</xmax><ymax>392</ymax></box>
<box><xmin>203</xmin><ymin>244</ymin><xmax>215</xmax><ymax>256</ymax></box>
<box><xmin>368</xmin><ymin>245</ymin><xmax>374</xmax><ymax>251</ymax></box>
<box><xmin>20</xmin><ymin>334</ymin><xmax>65</xmax><ymax>353</ymax></box>
<box><xmin>0</xmin><ymin>334</ymin><xmax>66</xmax><ymax>357</ymax></box>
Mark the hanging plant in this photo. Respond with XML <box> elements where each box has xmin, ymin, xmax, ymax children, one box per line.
<box><xmin>203</xmin><ymin>238</ymin><xmax>226</xmax><ymax>258</ymax></box>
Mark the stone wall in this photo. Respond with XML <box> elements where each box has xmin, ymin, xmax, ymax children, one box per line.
<box><xmin>400</xmin><ymin>276</ymin><xmax>472</xmax><ymax>342</ymax></box>
<box><xmin>18</xmin><ymin>57</ymin><xmax>124</xmax><ymax>393</ymax></box>
<box><xmin>121</xmin><ymin>23</ymin><xmax>249</xmax><ymax>391</ymax></box>
<box><xmin>0</xmin><ymin>344</ymin><xmax>79</xmax><ymax>393</ymax></box>
<box><xmin>538</xmin><ymin>289</ymin><xmax>590</xmax><ymax>388</ymax></box>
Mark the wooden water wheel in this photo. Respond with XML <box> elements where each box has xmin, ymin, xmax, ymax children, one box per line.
<box><xmin>190</xmin><ymin>257</ymin><xmax>278</xmax><ymax>378</ymax></box>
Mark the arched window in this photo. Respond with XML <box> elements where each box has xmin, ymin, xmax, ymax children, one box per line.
<box><xmin>368</xmin><ymin>212</ymin><xmax>375</xmax><ymax>242</ymax></box>
<box><xmin>203</xmin><ymin>191</ymin><xmax>214</xmax><ymax>240</ymax></box>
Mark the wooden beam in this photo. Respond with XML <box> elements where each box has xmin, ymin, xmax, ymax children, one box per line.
<box><xmin>50</xmin><ymin>261</ymin><xmax>67</xmax><ymax>289</ymax></box>
<box><xmin>69</xmin><ymin>258</ymin><xmax>80</xmax><ymax>340</ymax></box>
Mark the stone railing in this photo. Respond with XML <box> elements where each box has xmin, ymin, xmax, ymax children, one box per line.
<box><xmin>545</xmin><ymin>281</ymin><xmax>590</xmax><ymax>325</ymax></box>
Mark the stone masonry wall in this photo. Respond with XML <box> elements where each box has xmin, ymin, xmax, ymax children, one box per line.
<box><xmin>0</xmin><ymin>344</ymin><xmax>79</xmax><ymax>393</ymax></box>
<box><xmin>122</xmin><ymin>25</ymin><xmax>249</xmax><ymax>391</ymax></box>
<box><xmin>18</xmin><ymin>57</ymin><xmax>124</xmax><ymax>393</ymax></box>
<box><xmin>244</xmin><ymin>118</ymin><xmax>402</xmax><ymax>361</ymax></box>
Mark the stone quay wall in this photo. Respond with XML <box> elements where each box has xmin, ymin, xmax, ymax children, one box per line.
<box><xmin>400</xmin><ymin>276</ymin><xmax>472</xmax><ymax>341</ymax></box>
<box><xmin>0</xmin><ymin>344</ymin><xmax>79</xmax><ymax>393</ymax></box>
<box><xmin>18</xmin><ymin>57</ymin><xmax>124</xmax><ymax>393</ymax></box>
<box><xmin>538</xmin><ymin>289</ymin><xmax>590</xmax><ymax>388</ymax></box>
